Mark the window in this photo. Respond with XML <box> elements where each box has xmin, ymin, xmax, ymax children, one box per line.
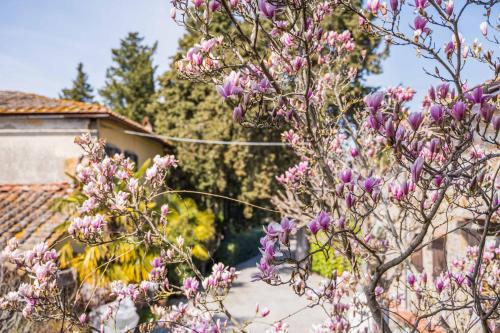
<box><xmin>460</xmin><ymin>226</ymin><xmax>481</xmax><ymax>247</ymax></box>
<box><xmin>124</xmin><ymin>150</ymin><xmax>138</xmax><ymax>166</ymax></box>
<box><xmin>431</xmin><ymin>237</ymin><xmax>447</xmax><ymax>278</ymax></box>
<box><xmin>104</xmin><ymin>144</ymin><xmax>121</xmax><ymax>157</ymax></box>
<box><xmin>410</xmin><ymin>249</ymin><xmax>424</xmax><ymax>273</ymax></box>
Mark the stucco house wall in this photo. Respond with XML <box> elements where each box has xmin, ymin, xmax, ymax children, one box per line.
<box><xmin>0</xmin><ymin>115</ymin><xmax>167</xmax><ymax>184</ymax></box>
<box><xmin>0</xmin><ymin>116</ymin><xmax>89</xmax><ymax>184</ymax></box>
<box><xmin>98</xmin><ymin>118</ymin><xmax>165</xmax><ymax>167</ymax></box>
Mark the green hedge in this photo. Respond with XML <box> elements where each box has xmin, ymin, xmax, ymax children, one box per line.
<box><xmin>213</xmin><ymin>228</ymin><xmax>264</xmax><ymax>267</ymax></box>
<box><xmin>311</xmin><ymin>242</ymin><xmax>350</xmax><ymax>278</ymax></box>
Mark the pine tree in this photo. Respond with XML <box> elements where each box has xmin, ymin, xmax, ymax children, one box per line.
<box><xmin>60</xmin><ymin>63</ymin><xmax>94</xmax><ymax>103</ymax></box>
<box><xmin>99</xmin><ymin>32</ymin><xmax>158</xmax><ymax>123</ymax></box>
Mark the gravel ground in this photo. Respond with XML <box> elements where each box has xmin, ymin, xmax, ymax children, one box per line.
<box><xmin>222</xmin><ymin>257</ymin><xmax>328</xmax><ymax>333</ymax></box>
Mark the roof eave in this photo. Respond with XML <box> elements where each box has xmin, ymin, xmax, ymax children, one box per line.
<box><xmin>0</xmin><ymin>111</ymin><xmax>170</xmax><ymax>147</ymax></box>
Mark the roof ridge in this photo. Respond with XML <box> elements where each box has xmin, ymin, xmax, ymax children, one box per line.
<box><xmin>0</xmin><ymin>182</ymin><xmax>71</xmax><ymax>190</ymax></box>
<box><xmin>0</xmin><ymin>91</ymin><xmax>167</xmax><ymax>143</ymax></box>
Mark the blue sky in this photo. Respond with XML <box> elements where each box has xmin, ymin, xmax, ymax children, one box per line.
<box><xmin>0</xmin><ymin>0</ymin><xmax>183</xmax><ymax>98</ymax></box>
<box><xmin>0</xmin><ymin>1</ymin><xmax>495</xmax><ymax>107</ymax></box>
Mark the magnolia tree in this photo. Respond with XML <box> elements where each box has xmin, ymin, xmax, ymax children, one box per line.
<box><xmin>1</xmin><ymin>0</ymin><xmax>499</xmax><ymax>332</ymax></box>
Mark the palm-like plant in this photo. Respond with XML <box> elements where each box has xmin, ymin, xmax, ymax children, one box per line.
<box><xmin>55</xmin><ymin>160</ymin><xmax>217</xmax><ymax>286</ymax></box>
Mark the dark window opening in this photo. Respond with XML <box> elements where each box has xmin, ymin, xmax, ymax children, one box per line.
<box><xmin>431</xmin><ymin>237</ymin><xmax>447</xmax><ymax>278</ymax></box>
<box><xmin>410</xmin><ymin>249</ymin><xmax>424</xmax><ymax>273</ymax></box>
<box><xmin>104</xmin><ymin>144</ymin><xmax>121</xmax><ymax>157</ymax></box>
<box><xmin>460</xmin><ymin>226</ymin><xmax>481</xmax><ymax>247</ymax></box>
<box><xmin>124</xmin><ymin>150</ymin><xmax>138</xmax><ymax>167</ymax></box>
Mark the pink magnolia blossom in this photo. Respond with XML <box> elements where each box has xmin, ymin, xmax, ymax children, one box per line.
<box><xmin>258</xmin><ymin>0</ymin><xmax>276</xmax><ymax>19</ymax></box>
<box><xmin>216</xmin><ymin>71</ymin><xmax>243</xmax><ymax>99</ymax></box>
<box><xmin>413</xmin><ymin>16</ymin><xmax>430</xmax><ymax>37</ymax></box>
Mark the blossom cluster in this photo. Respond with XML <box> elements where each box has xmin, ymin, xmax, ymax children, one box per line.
<box><xmin>172</xmin><ymin>0</ymin><xmax>358</xmax><ymax>122</ymax></box>
<box><xmin>254</xmin><ymin>218</ymin><xmax>296</xmax><ymax>282</ymax></box>
<box><xmin>276</xmin><ymin>161</ymin><xmax>310</xmax><ymax>188</ymax></box>
<box><xmin>0</xmin><ymin>240</ymin><xmax>60</xmax><ymax>319</ymax></box>
<box><xmin>71</xmin><ymin>134</ymin><xmax>177</xmax><ymax>242</ymax></box>
<box><xmin>202</xmin><ymin>263</ymin><xmax>238</xmax><ymax>295</ymax></box>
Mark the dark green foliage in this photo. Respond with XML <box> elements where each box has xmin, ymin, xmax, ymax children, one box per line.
<box><xmin>100</xmin><ymin>32</ymin><xmax>158</xmax><ymax>123</ymax></box>
<box><xmin>59</xmin><ymin>63</ymin><xmax>94</xmax><ymax>103</ymax></box>
<box><xmin>151</xmin><ymin>8</ymin><xmax>385</xmax><ymax>229</ymax></box>
<box><xmin>152</xmin><ymin>68</ymin><xmax>284</xmax><ymax>228</ymax></box>
<box><xmin>151</xmin><ymin>17</ymin><xmax>288</xmax><ymax>228</ymax></box>
<box><xmin>212</xmin><ymin>228</ymin><xmax>265</xmax><ymax>267</ymax></box>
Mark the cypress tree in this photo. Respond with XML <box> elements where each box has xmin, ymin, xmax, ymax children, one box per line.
<box><xmin>60</xmin><ymin>63</ymin><xmax>95</xmax><ymax>103</ymax></box>
<box><xmin>99</xmin><ymin>32</ymin><xmax>158</xmax><ymax>123</ymax></box>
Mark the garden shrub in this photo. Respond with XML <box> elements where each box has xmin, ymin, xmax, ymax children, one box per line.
<box><xmin>311</xmin><ymin>241</ymin><xmax>350</xmax><ymax>278</ymax></box>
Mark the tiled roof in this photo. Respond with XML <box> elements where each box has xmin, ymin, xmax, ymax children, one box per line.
<box><xmin>0</xmin><ymin>91</ymin><xmax>165</xmax><ymax>143</ymax></box>
<box><xmin>0</xmin><ymin>183</ymin><xmax>71</xmax><ymax>250</ymax></box>
<box><xmin>0</xmin><ymin>91</ymin><xmax>108</xmax><ymax>114</ymax></box>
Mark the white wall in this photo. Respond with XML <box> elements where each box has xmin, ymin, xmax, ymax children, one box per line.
<box><xmin>0</xmin><ymin>116</ymin><xmax>90</xmax><ymax>184</ymax></box>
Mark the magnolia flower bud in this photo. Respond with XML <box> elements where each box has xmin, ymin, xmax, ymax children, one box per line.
<box><xmin>260</xmin><ymin>307</ymin><xmax>271</xmax><ymax>317</ymax></box>
<box><xmin>336</xmin><ymin>183</ymin><xmax>344</xmax><ymax>195</ymax></box>
<box><xmin>308</xmin><ymin>220</ymin><xmax>320</xmax><ymax>235</ymax></box>
<box><xmin>428</xmin><ymin>86</ymin><xmax>436</xmax><ymax>101</ymax></box>
<box><xmin>193</xmin><ymin>0</ymin><xmax>203</xmax><ymax>8</ymax></box>
<box><xmin>209</xmin><ymin>0</ymin><xmax>221</xmax><ymax>11</ymax></box>
<box><xmin>315</xmin><ymin>211</ymin><xmax>331</xmax><ymax>231</ymax></box>
<box><xmin>385</xmin><ymin>117</ymin><xmax>395</xmax><ymax>138</ymax></box>
<box><xmin>79</xmin><ymin>313</ymin><xmax>88</xmax><ymax>324</ymax></box>
<box><xmin>429</xmin><ymin>137</ymin><xmax>440</xmax><ymax>154</ymax></box>
<box><xmin>408</xmin><ymin>112</ymin><xmax>424</xmax><ymax>131</ymax></box>
<box><xmin>350</xmin><ymin>147</ymin><xmax>359</xmax><ymax>158</ymax></box>
<box><xmin>407</xmin><ymin>273</ymin><xmax>416</xmax><ymax>287</ymax></box>
<box><xmin>363</xmin><ymin>176</ymin><xmax>379</xmax><ymax>194</ymax></box>
<box><xmin>433</xmin><ymin>175</ymin><xmax>444</xmax><ymax>187</ymax></box>
<box><xmin>445</xmin><ymin>0</ymin><xmax>453</xmax><ymax>15</ymax></box>
<box><xmin>390</xmin><ymin>0</ymin><xmax>398</xmax><ymax>11</ymax></box>
<box><xmin>339</xmin><ymin>169</ymin><xmax>353</xmax><ymax>183</ymax></box>
<box><xmin>480</xmin><ymin>22</ymin><xmax>488</xmax><ymax>36</ymax></box>
<box><xmin>364</xmin><ymin>92</ymin><xmax>384</xmax><ymax>113</ymax></box>
<box><xmin>429</xmin><ymin>105</ymin><xmax>445</xmax><ymax>123</ymax></box>
<box><xmin>445</xmin><ymin>41</ymin><xmax>455</xmax><ymax>58</ymax></box>
<box><xmin>395</xmin><ymin>126</ymin><xmax>405</xmax><ymax>143</ymax></box>
<box><xmin>346</xmin><ymin>192</ymin><xmax>355</xmax><ymax>208</ymax></box>
<box><xmin>451</xmin><ymin>101</ymin><xmax>466</xmax><ymax>121</ymax></box>
<box><xmin>437</xmin><ymin>83</ymin><xmax>449</xmax><ymax>99</ymax></box>
<box><xmin>335</xmin><ymin>217</ymin><xmax>346</xmax><ymax>229</ymax></box>
<box><xmin>232</xmin><ymin>105</ymin><xmax>245</xmax><ymax>121</ymax></box>
<box><xmin>435</xmin><ymin>277</ymin><xmax>445</xmax><ymax>293</ymax></box>
<box><xmin>411</xmin><ymin>157</ymin><xmax>424</xmax><ymax>183</ymax></box>
<box><xmin>258</xmin><ymin>0</ymin><xmax>276</xmax><ymax>19</ymax></box>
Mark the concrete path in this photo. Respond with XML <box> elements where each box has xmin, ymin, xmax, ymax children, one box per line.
<box><xmin>222</xmin><ymin>257</ymin><xmax>328</xmax><ymax>333</ymax></box>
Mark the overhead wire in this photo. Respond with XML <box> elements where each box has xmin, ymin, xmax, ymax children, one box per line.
<box><xmin>124</xmin><ymin>130</ymin><xmax>289</xmax><ymax>146</ymax></box>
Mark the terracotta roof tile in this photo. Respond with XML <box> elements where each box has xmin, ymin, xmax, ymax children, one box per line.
<box><xmin>0</xmin><ymin>91</ymin><xmax>108</xmax><ymax>114</ymax></box>
<box><xmin>0</xmin><ymin>183</ymin><xmax>71</xmax><ymax>250</ymax></box>
<box><xmin>0</xmin><ymin>91</ymin><xmax>168</xmax><ymax>145</ymax></box>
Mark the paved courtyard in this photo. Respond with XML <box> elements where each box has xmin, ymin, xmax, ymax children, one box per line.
<box><xmin>223</xmin><ymin>257</ymin><xmax>328</xmax><ymax>333</ymax></box>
